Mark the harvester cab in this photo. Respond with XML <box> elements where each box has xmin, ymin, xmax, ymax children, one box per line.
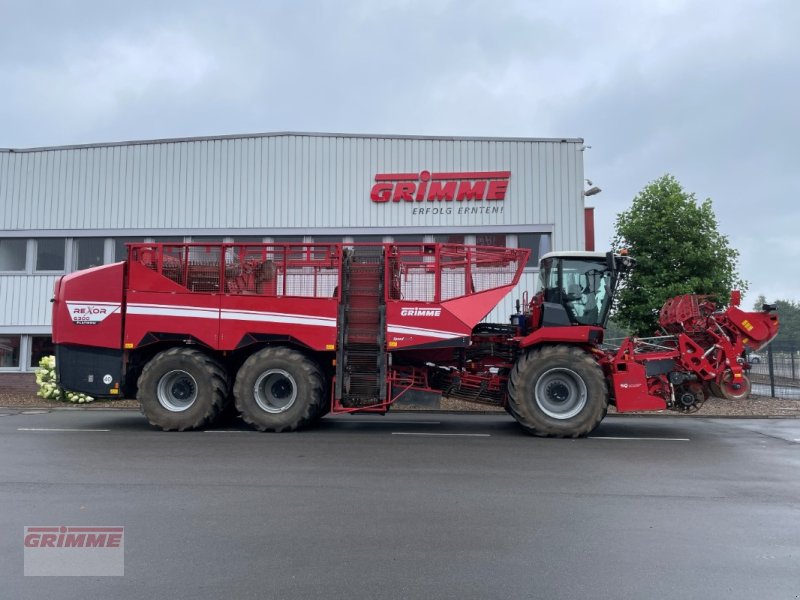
<box><xmin>530</xmin><ymin>251</ymin><xmax>633</xmax><ymax>330</ymax></box>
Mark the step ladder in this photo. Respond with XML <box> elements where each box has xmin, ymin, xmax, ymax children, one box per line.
<box><xmin>335</xmin><ymin>246</ymin><xmax>387</xmax><ymax>408</ymax></box>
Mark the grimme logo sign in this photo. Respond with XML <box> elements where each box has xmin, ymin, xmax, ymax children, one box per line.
<box><xmin>400</xmin><ymin>307</ymin><xmax>442</xmax><ymax>317</ymax></box>
<box><xmin>24</xmin><ymin>526</ymin><xmax>125</xmax><ymax>576</ymax></box>
<box><xmin>371</xmin><ymin>170</ymin><xmax>510</xmax><ymax>206</ymax></box>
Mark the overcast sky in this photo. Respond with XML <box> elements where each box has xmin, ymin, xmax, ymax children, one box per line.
<box><xmin>2</xmin><ymin>0</ymin><xmax>797</xmax><ymax>305</ymax></box>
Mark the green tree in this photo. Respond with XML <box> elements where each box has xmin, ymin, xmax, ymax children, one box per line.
<box><xmin>612</xmin><ymin>174</ymin><xmax>746</xmax><ymax>335</ymax></box>
<box><xmin>752</xmin><ymin>294</ymin><xmax>767</xmax><ymax>311</ymax></box>
<box><xmin>773</xmin><ymin>300</ymin><xmax>800</xmax><ymax>343</ymax></box>
<box><xmin>754</xmin><ymin>296</ymin><xmax>800</xmax><ymax>344</ymax></box>
<box><xmin>604</xmin><ymin>318</ymin><xmax>632</xmax><ymax>342</ymax></box>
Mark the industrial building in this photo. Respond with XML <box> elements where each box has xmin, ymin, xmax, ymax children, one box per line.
<box><xmin>0</xmin><ymin>132</ymin><xmax>594</xmax><ymax>377</ymax></box>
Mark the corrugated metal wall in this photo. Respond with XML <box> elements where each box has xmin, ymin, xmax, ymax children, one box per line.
<box><xmin>0</xmin><ymin>275</ymin><xmax>58</xmax><ymax>328</ymax></box>
<box><xmin>1</xmin><ymin>134</ymin><xmax>583</xmax><ymax>238</ymax></box>
<box><xmin>0</xmin><ymin>132</ymin><xmax>583</xmax><ymax>331</ymax></box>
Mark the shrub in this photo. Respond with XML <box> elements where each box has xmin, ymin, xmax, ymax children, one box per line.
<box><xmin>35</xmin><ymin>355</ymin><xmax>94</xmax><ymax>404</ymax></box>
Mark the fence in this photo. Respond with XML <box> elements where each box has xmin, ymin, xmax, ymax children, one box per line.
<box><xmin>748</xmin><ymin>340</ymin><xmax>800</xmax><ymax>400</ymax></box>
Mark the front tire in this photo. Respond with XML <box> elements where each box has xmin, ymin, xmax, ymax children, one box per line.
<box><xmin>137</xmin><ymin>348</ymin><xmax>228</xmax><ymax>431</ymax></box>
<box><xmin>507</xmin><ymin>346</ymin><xmax>608</xmax><ymax>437</ymax></box>
<box><xmin>234</xmin><ymin>347</ymin><xmax>325</xmax><ymax>432</ymax></box>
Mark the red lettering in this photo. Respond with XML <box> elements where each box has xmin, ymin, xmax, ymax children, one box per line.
<box><xmin>415</xmin><ymin>180</ymin><xmax>427</xmax><ymax>201</ymax></box>
<box><xmin>456</xmin><ymin>181</ymin><xmax>487</xmax><ymax>201</ymax></box>
<box><xmin>64</xmin><ymin>533</ymin><xmax>86</xmax><ymax>547</ymax></box>
<box><xmin>426</xmin><ymin>181</ymin><xmax>457</xmax><ymax>202</ymax></box>
<box><xmin>40</xmin><ymin>533</ymin><xmax>57</xmax><ymax>547</ymax></box>
<box><xmin>372</xmin><ymin>171</ymin><xmax>510</xmax><ymax>204</ymax></box>
<box><xmin>24</xmin><ymin>534</ymin><xmax>40</xmax><ymax>548</ymax></box>
<box><xmin>85</xmin><ymin>533</ymin><xmax>106</xmax><ymax>547</ymax></box>
<box><xmin>392</xmin><ymin>182</ymin><xmax>416</xmax><ymax>202</ymax></box>
<box><xmin>370</xmin><ymin>183</ymin><xmax>393</xmax><ymax>203</ymax></box>
<box><xmin>106</xmin><ymin>533</ymin><xmax>122</xmax><ymax>548</ymax></box>
<box><xmin>486</xmin><ymin>180</ymin><xmax>508</xmax><ymax>200</ymax></box>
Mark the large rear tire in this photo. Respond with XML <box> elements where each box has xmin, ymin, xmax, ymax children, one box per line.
<box><xmin>234</xmin><ymin>347</ymin><xmax>325</xmax><ymax>432</ymax></box>
<box><xmin>507</xmin><ymin>346</ymin><xmax>608</xmax><ymax>438</ymax></box>
<box><xmin>138</xmin><ymin>348</ymin><xmax>228</xmax><ymax>431</ymax></box>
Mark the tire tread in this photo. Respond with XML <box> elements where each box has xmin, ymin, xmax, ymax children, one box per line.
<box><xmin>137</xmin><ymin>347</ymin><xmax>229</xmax><ymax>431</ymax></box>
<box><xmin>233</xmin><ymin>347</ymin><xmax>325</xmax><ymax>432</ymax></box>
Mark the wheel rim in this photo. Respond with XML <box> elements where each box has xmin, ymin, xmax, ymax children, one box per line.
<box><xmin>534</xmin><ymin>367</ymin><xmax>588</xmax><ymax>420</ymax></box>
<box><xmin>254</xmin><ymin>369</ymin><xmax>297</xmax><ymax>414</ymax></box>
<box><xmin>721</xmin><ymin>372</ymin><xmax>750</xmax><ymax>400</ymax></box>
<box><xmin>157</xmin><ymin>370</ymin><xmax>198</xmax><ymax>412</ymax></box>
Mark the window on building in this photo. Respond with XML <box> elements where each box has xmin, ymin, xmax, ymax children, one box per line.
<box><xmin>114</xmin><ymin>238</ymin><xmax>143</xmax><ymax>261</ymax></box>
<box><xmin>518</xmin><ymin>233</ymin><xmax>552</xmax><ymax>267</ymax></box>
<box><xmin>350</xmin><ymin>235</ymin><xmax>386</xmax><ymax>243</ymax></box>
<box><xmin>35</xmin><ymin>238</ymin><xmax>65</xmax><ymax>271</ymax></box>
<box><xmin>475</xmin><ymin>234</ymin><xmax>506</xmax><ymax>247</ymax></box>
<box><xmin>0</xmin><ymin>239</ymin><xmax>27</xmax><ymax>271</ymax></box>
<box><xmin>189</xmin><ymin>236</ymin><xmax>224</xmax><ymax>242</ymax></box>
<box><xmin>270</xmin><ymin>236</ymin><xmax>304</xmax><ymax>243</ymax></box>
<box><xmin>391</xmin><ymin>235</ymin><xmax>426</xmax><ymax>244</ymax></box>
<box><xmin>432</xmin><ymin>234</ymin><xmax>465</xmax><ymax>244</ymax></box>
<box><xmin>152</xmin><ymin>237</ymin><xmax>185</xmax><ymax>243</ymax></box>
<box><xmin>306</xmin><ymin>236</ymin><xmax>342</xmax><ymax>259</ymax></box>
<box><xmin>30</xmin><ymin>336</ymin><xmax>53</xmax><ymax>369</ymax></box>
<box><xmin>233</xmin><ymin>236</ymin><xmax>266</xmax><ymax>243</ymax></box>
<box><xmin>0</xmin><ymin>336</ymin><xmax>21</xmax><ymax>368</ymax></box>
<box><xmin>74</xmin><ymin>238</ymin><xmax>105</xmax><ymax>270</ymax></box>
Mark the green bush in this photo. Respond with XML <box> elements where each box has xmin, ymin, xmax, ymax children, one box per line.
<box><xmin>35</xmin><ymin>355</ymin><xmax>94</xmax><ymax>404</ymax></box>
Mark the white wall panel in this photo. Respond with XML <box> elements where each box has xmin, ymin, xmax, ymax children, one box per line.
<box><xmin>0</xmin><ymin>275</ymin><xmax>59</xmax><ymax>327</ymax></box>
<box><xmin>1</xmin><ymin>133</ymin><xmax>584</xmax><ymax>238</ymax></box>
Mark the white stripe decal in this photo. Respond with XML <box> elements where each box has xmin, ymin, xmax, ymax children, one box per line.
<box><xmin>126</xmin><ymin>303</ymin><xmax>336</xmax><ymax>328</ymax></box>
<box><xmin>387</xmin><ymin>325</ymin><xmax>465</xmax><ymax>339</ymax></box>
<box><xmin>65</xmin><ymin>301</ymin><xmax>121</xmax><ymax>307</ymax></box>
<box><xmin>222</xmin><ymin>307</ymin><xmax>336</xmax><ymax>322</ymax></box>
<box><xmin>221</xmin><ymin>311</ymin><xmax>336</xmax><ymax>327</ymax></box>
<box><xmin>127</xmin><ymin>305</ymin><xmax>219</xmax><ymax>319</ymax></box>
<box><xmin>119</xmin><ymin>303</ymin><xmax>464</xmax><ymax>337</ymax></box>
<box><xmin>128</xmin><ymin>302</ymin><xmax>218</xmax><ymax>313</ymax></box>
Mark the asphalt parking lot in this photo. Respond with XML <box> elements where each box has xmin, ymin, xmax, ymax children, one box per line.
<box><xmin>1</xmin><ymin>409</ymin><xmax>799</xmax><ymax>600</ymax></box>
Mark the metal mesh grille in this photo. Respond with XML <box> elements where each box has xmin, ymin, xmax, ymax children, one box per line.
<box><xmin>127</xmin><ymin>242</ymin><xmax>525</xmax><ymax>301</ymax></box>
<box><xmin>388</xmin><ymin>243</ymin><xmax>528</xmax><ymax>302</ymax></box>
<box><xmin>130</xmin><ymin>243</ymin><xmax>340</xmax><ymax>297</ymax></box>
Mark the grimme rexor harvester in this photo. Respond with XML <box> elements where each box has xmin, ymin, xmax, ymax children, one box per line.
<box><xmin>52</xmin><ymin>242</ymin><xmax>778</xmax><ymax>436</ymax></box>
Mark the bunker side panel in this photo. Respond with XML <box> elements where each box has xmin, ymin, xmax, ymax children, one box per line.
<box><xmin>123</xmin><ymin>259</ymin><xmax>220</xmax><ymax>348</ymax></box>
<box><xmin>219</xmin><ymin>295</ymin><xmax>339</xmax><ymax>351</ymax></box>
<box><xmin>52</xmin><ymin>262</ymin><xmax>125</xmax><ymax>350</ymax></box>
<box><xmin>385</xmin><ymin>300</ymin><xmax>472</xmax><ymax>350</ymax></box>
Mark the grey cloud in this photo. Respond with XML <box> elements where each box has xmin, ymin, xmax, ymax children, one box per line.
<box><xmin>1</xmin><ymin>0</ymin><xmax>797</xmax><ymax>302</ymax></box>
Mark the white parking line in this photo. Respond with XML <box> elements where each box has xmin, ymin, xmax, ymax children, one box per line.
<box><xmin>590</xmin><ymin>436</ymin><xmax>690</xmax><ymax>441</ymax></box>
<box><xmin>17</xmin><ymin>427</ymin><xmax>111</xmax><ymax>432</ymax></box>
<box><xmin>391</xmin><ymin>432</ymin><xmax>490</xmax><ymax>437</ymax></box>
<box><xmin>341</xmin><ymin>420</ymin><xmax>442</xmax><ymax>425</ymax></box>
<box><xmin>204</xmin><ymin>430</ymin><xmax>250</xmax><ymax>433</ymax></box>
